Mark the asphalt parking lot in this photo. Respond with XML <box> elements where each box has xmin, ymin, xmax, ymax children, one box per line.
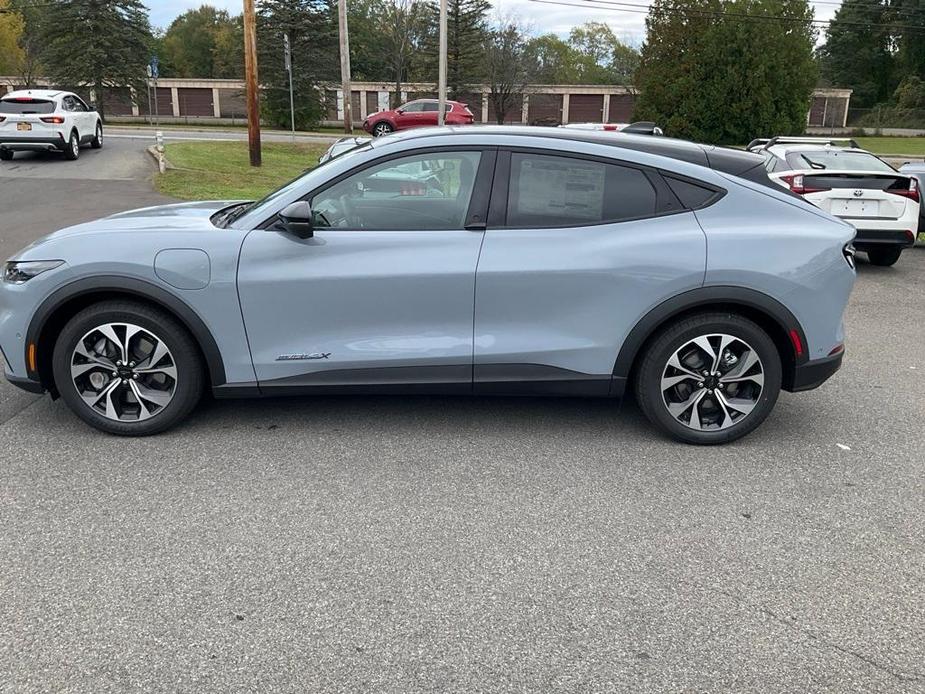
<box><xmin>1</xmin><ymin>136</ymin><xmax>924</xmax><ymax>693</ymax></box>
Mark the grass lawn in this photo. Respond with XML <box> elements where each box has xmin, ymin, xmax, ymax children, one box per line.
<box><xmin>155</xmin><ymin>140</ymin><xmax>329</xmax><ymax>201</ymax></box>
<box><xmin>853</xmin><ymin>137</ymin><xmax>925</xmax><ymax>157</ymax></box>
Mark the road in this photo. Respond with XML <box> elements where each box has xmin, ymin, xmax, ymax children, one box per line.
<box><xmin>1</xmin><ymin>134</ymin><xmax>924</xmax><ymax>693</ymax></box>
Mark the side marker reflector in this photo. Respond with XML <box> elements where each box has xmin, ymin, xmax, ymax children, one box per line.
<box><xmin>789</xmin><ymin>329</ymin><xmax>804</xmax><ymax>358</ymax></box>
<box><xmin>27</xmin><ymin>343</ymin><xmax>37</xmax><ymax>372</ymax></box>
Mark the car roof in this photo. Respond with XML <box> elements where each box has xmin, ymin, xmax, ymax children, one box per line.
<box><xmin>2</xmin><ymin>89</ymin><xmax>66</xmax><ymax>100</ymax></box>
<box><xmin>374</xmin><ymin>125</ymin><xmax>768</xmax><ymax>180</ymax></box>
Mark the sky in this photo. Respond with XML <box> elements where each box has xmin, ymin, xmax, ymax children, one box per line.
<box><xmin>146</xmin><ymin>0</ymin><xmax>842</xmax><ymax>46</ymax></box>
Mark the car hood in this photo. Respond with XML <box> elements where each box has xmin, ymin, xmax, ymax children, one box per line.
<box><xmin>42</xmin><ymin>200</ymin><xmax>246</xmax><ymax>240</ymax></box>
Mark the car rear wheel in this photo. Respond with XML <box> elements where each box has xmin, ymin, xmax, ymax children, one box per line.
<box><xmin>634</xmin><ymin>313</ymin><xmax>782</xmax><ymax>445</ymax></box>
<box><xmin>0</xmin><ymin>149</ymin><xmax>12</xmax><ymax>161</ymax></box>
<box><xmin>867</xmin><ymin>248</ymin><xmax>902</xmax><ymax>267</ymax></box>
<box><xmin>91</xmin><ymin>122</ymin><xmax>103</xmax><ymax>149</ymax></box>
<box><xmin>63</xmin><ymin>130</ymin><xmax>80</xmax><ymax>160</ymax></box>
<box><xmin>52</xmin><ymin>301</ymin><xmax>204</xmax><ymax>436</ymax></box>
<box><xmin>372</xmin><ymin>121</ymin><xmax>393</xmax><ymax>137</ymax></box>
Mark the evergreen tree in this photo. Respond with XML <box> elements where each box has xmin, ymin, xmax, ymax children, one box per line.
<box><xmin>420</xmin><ymin>0</ymin><xmax>490</xmax><ymax>96</ymax></box>
<box><xmin>36</xmin><ymin>0</ymin><xmax>153</xmax><ymax>117</ymax></box>
<box><xmin>256</xmin><ymin>0</ymin><xmax>336</xmax><ymax>130</ymax></box>
<box><xmin>635</xmin><ymin>0</ymin><xmax>816</xmax><ymax>144</ymax></box>
<box><xmin>818</xmin><ymin>0</ymin><xmax>893</xmax><ymax>108</ymax></box>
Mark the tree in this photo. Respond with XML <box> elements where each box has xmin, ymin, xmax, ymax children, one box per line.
<box><xmin>256</xmin><ymin>0</ymin><xmax>337</xmax><ymax>130</ymax></box>
<box><xmin>890</xmin><ymin>0</ymin><xmax>925</xmax><ymax>86</ymax></box>
<box><xmin>162</xmin><ymin>5</ymin><xmax>243</xmax><ymax>79</ymax></box>
<box><xmin>6</xmin><ymin>0</ymin><xmax>46</xmax><ymax>86</ymax></box>
<box><xmin>525</xmin><ymin>34</ymin><xmax>580</xmax><ymax>84</ymax></box>
<box><xmin>634</xmin><ymin>0</ymin><xmax>817</xmax><ymax>144</ymax></box>
<box><xmin>37</xmin><ymin>0</ymin><xmax>153</xmax><ymax>117</ymax></box>
<box><xmin>0</xmin><ymin>0</ymin><xmax>25</xmax><ymax>76</ymax></box>
<box><xmin>381</xmin><ymin>0</ymin><xmax>428</xmax><ymax>106</ymax></box>
<box><xmin>420</xmin><ymin>0</ymin><xmax>490</xmax><ymax>96</ymax></box>
<box><xmin>817</xmin><ymin>0</ymin><xmax>893</xmax><ymax>108</ymax></box>
<box><xmin>568</xmin><ymin>21</ymin><xmax>639</xmax><ymax>84</ymax></box>
<box><xmin>484</xmin><ymin>18</ymin><xmax>529</xmax><ymax>123</ymax></box>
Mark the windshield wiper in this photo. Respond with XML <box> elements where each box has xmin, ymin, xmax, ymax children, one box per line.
<box><xmin>799</xmin><ymin>154</ymin><xmax>826</xmax><ymax>170</ymax></box>
<box><xmin>221</xmin><ymin>202</ymin><xmax>253</xmax><ymax>228</ymax></box>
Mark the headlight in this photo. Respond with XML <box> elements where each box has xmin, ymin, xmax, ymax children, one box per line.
<box><xmin>3</xmin><ymin>260</ymin><xmax>64</xmax><ymax>284</ymax></box>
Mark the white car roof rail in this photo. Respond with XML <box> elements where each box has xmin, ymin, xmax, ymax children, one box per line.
<box><xmin>746</xmin><ymin>136</ymin><xmax>860</xmax><ymax>151</ymax></box>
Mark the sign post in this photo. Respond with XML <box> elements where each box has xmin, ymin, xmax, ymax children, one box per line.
<box><xmin>149</xmin><ymin>56</ymin><xmax>160</xmax><ymax>128</ymax></box>
<box><xmin>284</xmin><ymin>33</ymin><xmax>295</xmax><ymax>140</ymax></box>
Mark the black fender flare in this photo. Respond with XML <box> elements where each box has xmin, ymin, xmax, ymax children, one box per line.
<box><xmin>611</xmin><ymin>285</ymin><xmax>808</xmax><ymax>387</ymax></box>
<box><xmin>25</xmin><ymin>275</ymin><xmax>226</xmax><ymax>387</ymax></box>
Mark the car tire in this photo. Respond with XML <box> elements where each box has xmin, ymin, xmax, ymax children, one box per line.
<box><xmin>63</xmin><ymin>129</ymin><xmax>80</xmax><ymax>160</ymax></box>
<box><xmin>0</xmin><ymin>149</ymin><xmax>12</xmax><ymax>161</ymax></box>
<box><xmin>52</xmin><ymin>300</ymin><xmax>204</xmax><ymax>436</ymax></box>
<box><xmin>91</xmin><ymin>122</ymin><xmax>103</xmax><ymax>149</ymax></box>
<box><xmin>372</xmin><ymin>121</ymin><xmax>393</xmax><ymax>137</ymax></box>
<box><xmin>867</xmin><ymin>248</ymin><xmax>902</xmax><ymax>267</ymax></box>
<box><xmin>634</xmin><ymin>312</ymin><xmax>782</xmax><ymax>445</ymax></box>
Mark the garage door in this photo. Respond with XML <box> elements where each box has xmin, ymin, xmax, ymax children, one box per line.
<box><xmin>528</xmin><ymin>94</ymin><xmax>562</xmax><ymax>125</ymax></box>
<box><xmin>138</xmin><ymin>87</ymin><xmax>173</xmax><ymax>117</ymax></box>
<box><xmin>178</xmin><ymin>88</ymin><xmax>213</xmax><ymax>117</ymax></box>
<box><xmin>568</xmin><ymin>94</ymin><xmax>604</xmax><ymax>123</ymax></box>
<box><xmin>608</xmin><ymin>94</ymin><xmax>635</xmax><ymax>123</ymax></box>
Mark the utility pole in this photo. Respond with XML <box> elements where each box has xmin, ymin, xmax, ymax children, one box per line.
<box><xmin>243</xmin><ymin>0</ymin><xmax>262</xmax><ymax>167</ymax></box>
<box><xmin>437</xmin><ymin>0</ymin><xmax>447</xmax><ymax>126</ymax></box>
<box><xmin>337</xmin><ymin>0</ymin><xmax>353</xmax><ymax>134</ymax></box>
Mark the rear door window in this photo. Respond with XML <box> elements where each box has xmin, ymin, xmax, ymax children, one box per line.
<box><xmin>0</xmin><ymin>99</ymin><xmax>56</xmax><ymax>115</ymax></box>
<box><xmin>505</xmin><ymin>152</ymin><xmax>657</xmax><ymax>227</ymax></box>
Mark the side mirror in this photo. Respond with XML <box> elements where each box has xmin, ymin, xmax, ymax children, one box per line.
<box><xmin>278</xmin><ymin>201</ymin><xmax>313</xmax><ymax>239</ymax></box>
<box><xmin>397</xmin><ymin>109</ymin><xmax>405</xmax><ymax>114</ymax></box>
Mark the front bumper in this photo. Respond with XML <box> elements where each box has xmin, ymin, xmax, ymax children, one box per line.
<box><xmin>852</xmin><ymin>229</ymin><xmax>916</xmax><ymax>251</ymax></box>
<box><xmin>0</xmin><ymin>136</ymin><xmax>67</xmax><ymax>152</ymax></box>
<box><xmin>789</xmin><ymin>350</ymin><xmax>844</xmax><ymax>392</ymax></box>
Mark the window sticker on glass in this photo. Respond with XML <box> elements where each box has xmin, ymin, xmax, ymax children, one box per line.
<box><xmin>514</xmin><ymin>156</ymin><xmax>605</xmax><ymax>222</ymax></box>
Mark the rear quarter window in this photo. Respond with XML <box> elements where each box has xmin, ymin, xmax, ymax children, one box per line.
<box><xmin>664</xmin><ymin>176</ymin><xmax>721</xmax><ymax>209</ymax></box>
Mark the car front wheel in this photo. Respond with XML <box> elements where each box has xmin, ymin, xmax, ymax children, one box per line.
<box><xmin>372</xmin><ymin>121</ymin><xmax>393</xmax><ymax>137</ymax></box>
<box><xmin>63</xmin><ymin>130</ymin><xmax>80</xmax><ymax>160</ymax></box>
<box><xmin>91</xmin><ymin>122</ymin><xmax>103</xmax><ymax>149</ymax></box>
<box><xmin>634</xmin><ymin>312</ymin><xmax>782</xmax><ymax>444</ymax></box>
<box><xmin>52</xmin><ymin>301</ymin><xmax>204</xmax><ymax>435</ymax></box>
<box><xmin>867</xmin><ymin>248</ymin><xmax>902</xmax><ymax>266</ymax></box>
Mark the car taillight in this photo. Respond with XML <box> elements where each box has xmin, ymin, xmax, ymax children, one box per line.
<box><xmin>40</xmin><ymin>116</ymin><xmax>65</xmax><ymax>124</ymax></box>
<box><xmin>780</xmin><ymin>173</ymin><xmax>830</xmax><ymax>195</ymax></box>
<box><xmin>887</xmin><ymin>177</ymin><xmax>919</xmax><ymax>203</ymax></box>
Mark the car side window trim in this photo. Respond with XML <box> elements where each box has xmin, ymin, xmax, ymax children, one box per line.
<box><xmin>488</xmin><ymin>146</ymin><xmax>706</xmax><ymax>230</ymax></box>
<box><xmin>257</xmin><ymin>145</ymin><xmax>497</xmax><ymax>232</ymax></box>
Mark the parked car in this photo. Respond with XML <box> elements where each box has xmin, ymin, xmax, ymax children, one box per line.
<box><xmin>0</xmin><ymin>89</ymin><xmax>102</xmax><ymax>161</ymax></box>
<box><xmin>1</xmin><ymin>126</ymin><xmax>855</xmax><ymax>443</ymax></box>
<box><xmin>898</xmin><ymin>161</ymin><xmax>925</xmax><ymax>235</ymax></box>
<box><xmin>318</xmin><ymin>136</ymin><xmax>372</xmax><ymax>163</ymax></box>
<box><xmin>561</xmin><ymin>121</ymin><xmax>664</xmax><ymax>136</ymax></box>
<box><xmin>748</xmin><ymin>136</ymin><xmax>919</xmax><ymax>266</ymax></box>
<box><xmin>362</xmin><ymin>99</ymin><xmax>474</xmax><ymax>137</ymax></box>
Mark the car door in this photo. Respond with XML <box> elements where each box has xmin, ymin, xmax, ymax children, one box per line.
<box><xmin>237</xmin><ymin>147</ymin><xmax>495</xmax><ymax>391</ymax></box>
<box><xmin>473</xmin><ymin>149</ymin><xmax>708</xmax><ymax>394</ymax></box>
<box><xmin>72</xmin><ymin>95</ymin><xmax>95</xmax><ymax>135</ymax></box>
<box><xmin>420</xmin><ymin>102</ymin><xmax>441</xmax><ymax>127</ymax></box>
<box><xmin>394</xmin><ymin>101</ymin><xmax>425</xmax><ymax>129</ymax></box>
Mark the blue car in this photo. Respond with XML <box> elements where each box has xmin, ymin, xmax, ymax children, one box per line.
<box><xmin>0</xmin><ymin>127</ymin><xmax>856</xmax><ymax>443</ymax></box>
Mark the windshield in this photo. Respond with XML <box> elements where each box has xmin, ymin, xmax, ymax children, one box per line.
<box><xmin>230</xmin><ymin>141</ymin><xmax>375</xmax><ymax>226</ymax></box>
<box><xmin>785</xmin><ymin>150</ymin><xmax>896</xmax><ymax>173</ymax></box>
<box><xmin>0</xmin><ymin>98</ymin><xmax>56</xmax><ymax>114</ymax></box>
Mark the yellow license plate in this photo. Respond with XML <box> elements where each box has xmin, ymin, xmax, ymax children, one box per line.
<box><xmin>17</xmin><ymin>122</ymin><xmax>31</xmax><ymax>131</ymax></box>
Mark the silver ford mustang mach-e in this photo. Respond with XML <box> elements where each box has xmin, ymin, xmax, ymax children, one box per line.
<box><xmin>0</xmin><ymin>127</ymin><xmax>856</xmax><ymax>443</ymax></box>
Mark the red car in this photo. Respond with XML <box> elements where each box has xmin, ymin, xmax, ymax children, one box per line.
<box><xmin>363</xmin><ymin>99</ymin><xmax>474</xmax><ymax>137</ymax></box>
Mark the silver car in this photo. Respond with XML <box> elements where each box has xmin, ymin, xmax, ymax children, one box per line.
<box><xmin>0</xmin><ymin>126</ymin><xmax>856</xmax><ymax>443</ymax></box>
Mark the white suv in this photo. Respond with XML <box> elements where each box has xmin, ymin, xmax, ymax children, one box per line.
<box><xmin>0</xmin><ymin>90</ymin><xmax>102</xmax><ymax>162</ymax></box>
<box><xmin>748</xmin><ymin>137</ymin><xmax>919</xmax><ymax>266</ymax></box>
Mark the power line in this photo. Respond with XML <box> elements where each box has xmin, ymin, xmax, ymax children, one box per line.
<box><xmin>527</xmin><ymin>0</ymin><xmax>925</xmax><ymax>31</ymax></box>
